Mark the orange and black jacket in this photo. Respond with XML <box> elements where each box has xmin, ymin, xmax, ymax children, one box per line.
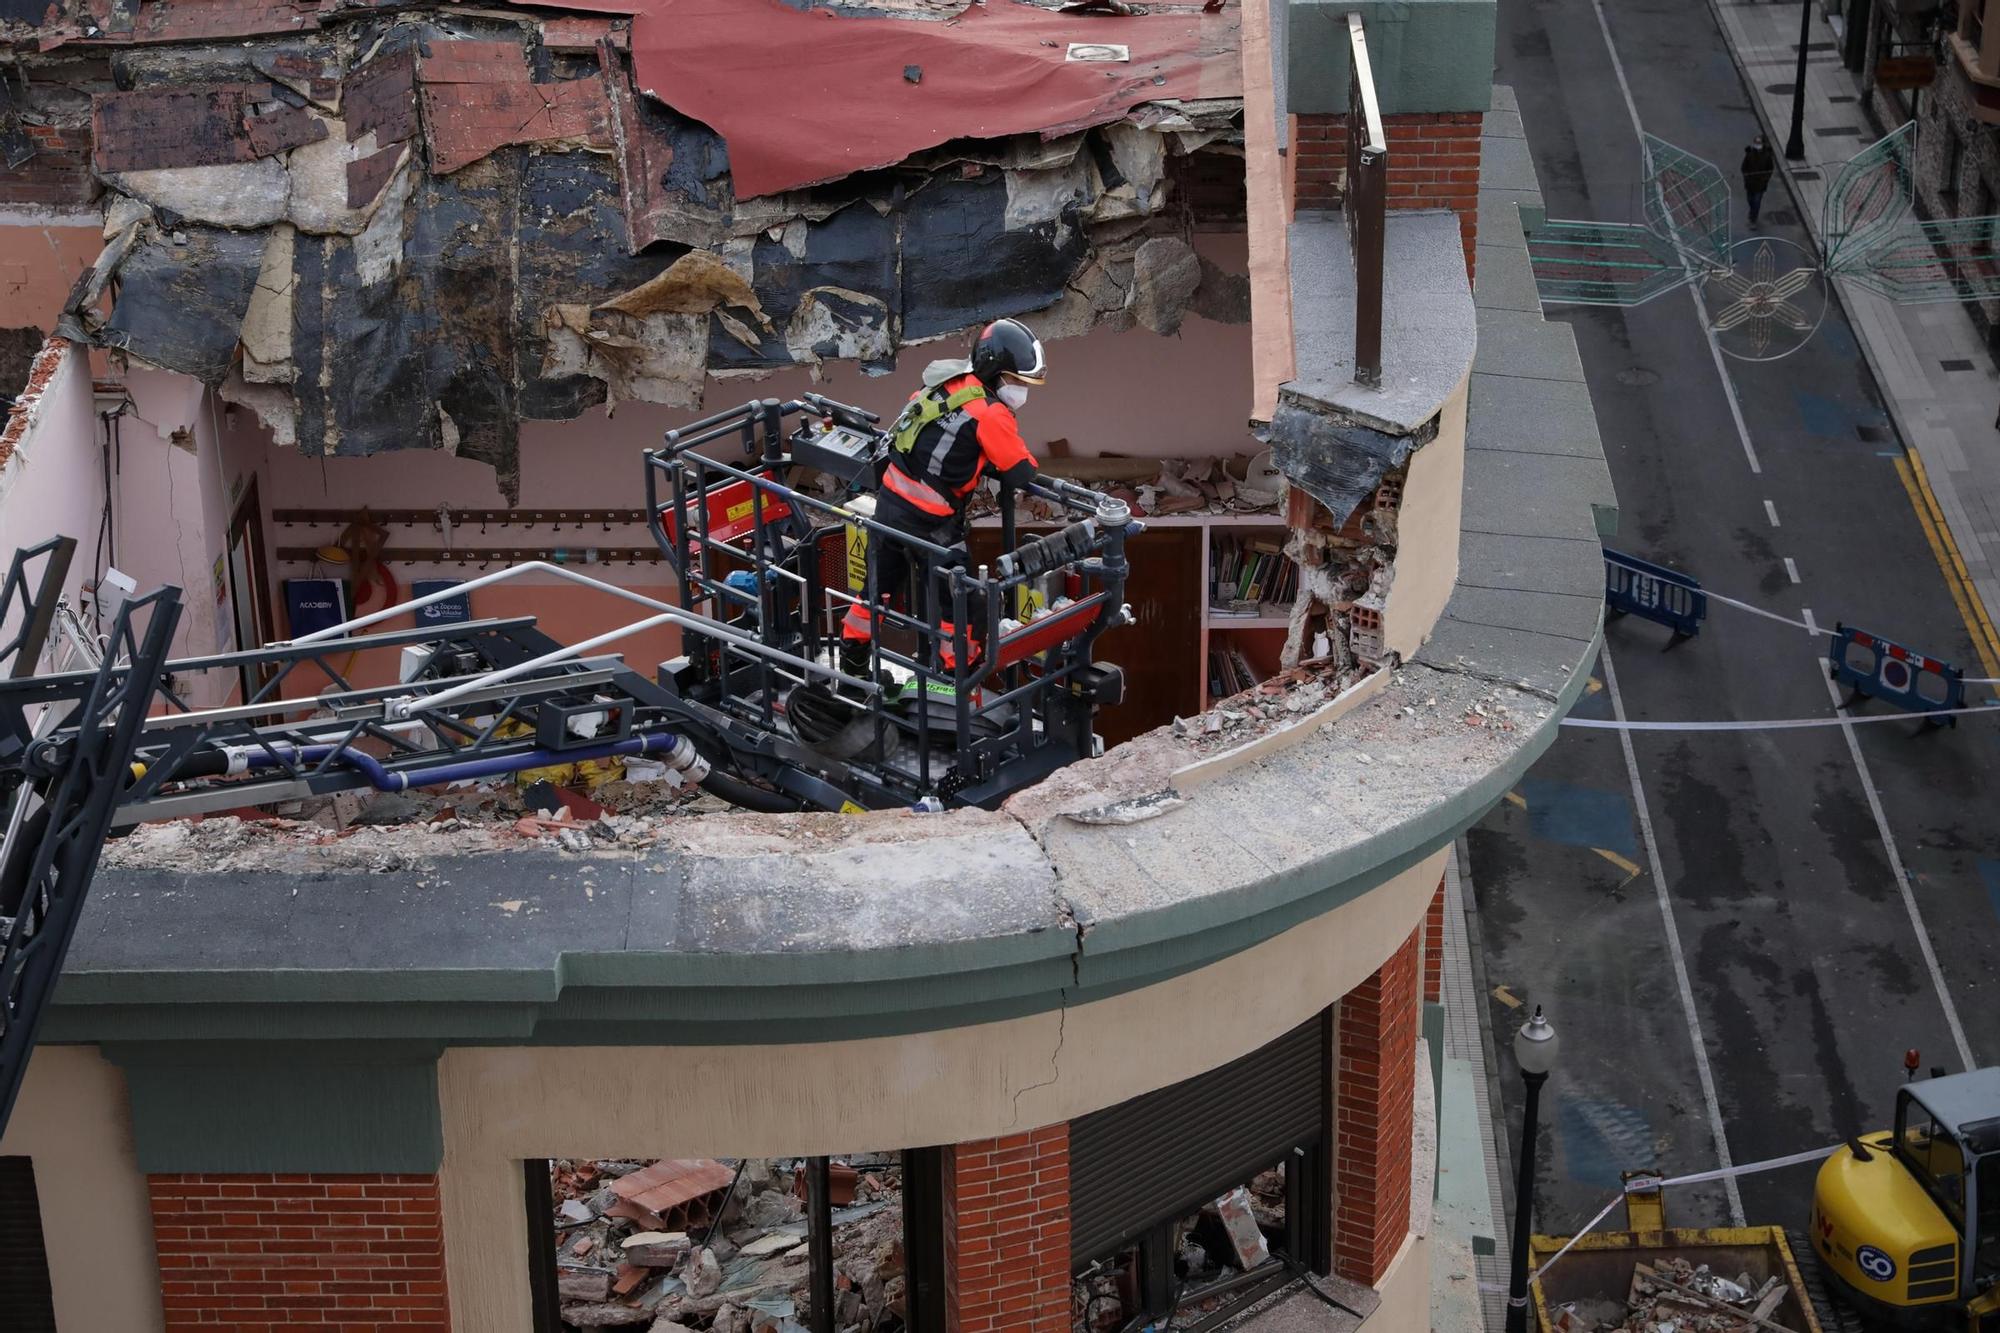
<box><xmin>879</xmin><ymin>374</ymin><xmax>1038</xmax><ymax>521</ymax></box>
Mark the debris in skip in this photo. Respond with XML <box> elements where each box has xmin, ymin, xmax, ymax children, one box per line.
<box><xmin>1547</xmin><ymin>1257</ymin><xmax>1793</xmax><ymax>1333</ymax></box>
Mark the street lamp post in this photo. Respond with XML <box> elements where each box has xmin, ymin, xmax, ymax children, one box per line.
<box><xmin>1504</xmin><ymin>1006</ymin><xmax>1560</xmax><ymax>1333</ymax></box>
<box><xmin>1785</xmin><ymin>0</ymin><xmax>1813</xmax><ymax>160</ymax></box>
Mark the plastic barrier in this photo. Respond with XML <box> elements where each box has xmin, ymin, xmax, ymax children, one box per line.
<box><xmin>1828</xmin><ymin>623</ymin><xmax>1965</xmax><ymax>724</ymax></box>
<box><xmin>1604</xmin><ymin>549</ymin><xmax>1707</xmax><ymax>638</ymax></box>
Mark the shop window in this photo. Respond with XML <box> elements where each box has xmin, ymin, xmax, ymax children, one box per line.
<box><xmin>527</xmin><ymin>1152</ymin><xmax>941</xmax><ymax>1333</ymax></box>
<box><xmin>1069</xmin><ymin>1013</ymin><xmax>1334</xmax><ymax>1330</ymax></box>
<box><xmin>1074</xmin><ymin>1162</ymin><xmax>1323</xmax><ymax>1333</ymax></box>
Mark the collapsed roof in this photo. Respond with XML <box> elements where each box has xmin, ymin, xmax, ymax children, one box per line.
<box><xmin>1</xmin><ymin>0</ymin><xmax>1244</xmax><ymax>497</ymax></box>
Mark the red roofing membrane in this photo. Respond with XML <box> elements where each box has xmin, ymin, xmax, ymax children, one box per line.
<box><xmin>624</xmin><ymin>0</ymin><xmax>1241</xmax><ymax>198</ymax></box>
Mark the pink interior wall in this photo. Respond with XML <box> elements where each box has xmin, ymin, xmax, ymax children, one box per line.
<box><xmin>0</xmin><ymin>221</ymin><xmax>102</xmax><ymax>334</ymax></box>
<box><xmin>187</xmin><ymin>231</ymin><xmax>1253</xmax><ymax>694</ymax></box>
<box><xmin>0</xmin><ymin>339</ymin><xmax>103</xmax><ymax>655</ymax></box>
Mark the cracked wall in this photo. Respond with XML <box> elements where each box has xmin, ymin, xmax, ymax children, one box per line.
<box><xmin>431</xmin><ymin>848</ymin><xmax>1444</xmax><ymax>1328</ymax></box>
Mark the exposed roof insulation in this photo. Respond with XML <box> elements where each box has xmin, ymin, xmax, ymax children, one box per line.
<box><xmin>7</xmin><ymin>1</ymin><xmax>1245</xmax><ymax>498</ymax></box>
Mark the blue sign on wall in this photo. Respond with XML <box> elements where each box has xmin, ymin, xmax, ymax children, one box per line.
<box><xmin>283</xmin><ymin>578</ymin><xmax>349</xmax><ymax>638</ymax></box>
<box><xmin>412</xmin><ymin>579</ymin><xmax>473</xmax><ymax>627</ymax></box>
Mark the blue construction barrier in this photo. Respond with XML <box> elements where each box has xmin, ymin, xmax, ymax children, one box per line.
<box><xmin>1828</xmin><ymin>624</ymin><xmax>1965</xmax><ymax>724</ymax></box>
<box><xmin>1604</xmin><ymin>549</ymin><xmax>1707</xmax><ymax>638</ymax></box>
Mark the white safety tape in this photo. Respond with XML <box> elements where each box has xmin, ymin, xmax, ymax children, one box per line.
<box><xmin>1560</xmin><ymin>700</ymin><xmax>2000</xmax><ymax>732</ymax></box>
<box><xmin>1561</xmin><ymin>703</ymin><xmax>2000</xmax><ymax>732</ymax></box>
<box><xmin>1475</xmin><ymin>1142</ymin><xmax>1844</xmax><ymax>1295</ymax></box>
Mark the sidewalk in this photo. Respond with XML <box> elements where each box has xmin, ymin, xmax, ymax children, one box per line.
<box><xmin>1708</xmin><ymin>0</ymin><xmax>2000</xmax><ymax>676</ymax></box>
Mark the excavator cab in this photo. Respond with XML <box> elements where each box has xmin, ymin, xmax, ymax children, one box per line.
<box><xmin>1811</xmin><ymin>1067</ymin><xmax>2000</xmax><ymax>1328</ymax></box>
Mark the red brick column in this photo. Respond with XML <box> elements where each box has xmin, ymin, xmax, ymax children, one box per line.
<box><xmin>0</xmin><ymin>122</ymin><xmax>97</xmax><ymax>209</ymax></box>
<box><xmin>1294</xmin><ymin>112</ymin><xmax>1484</xmax><ymax>281</ymax></box>
<box><xmin>149</xmin><ymin>1173</ymin><xmax>449</xmax><ymax>1330</ymax></box>
<box><xmin>1423</xmin><ymin>877</ymin><xmax>1446</xmax><ymax>1004</ymax></box>
<box><xmin>1334</xmin><ymin>925</ymin><xmax>1421</xmax><ymax>1285</ymax></box>
<box><xmin>944</xmin><ymin>1126</ymin><xmax>1071</xmax><ymax>1333</ymax></box>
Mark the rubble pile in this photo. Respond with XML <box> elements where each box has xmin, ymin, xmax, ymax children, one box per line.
<box><xmin>1171</xmin><ymin>669</ymin><xmax>1359</xmax><ymax>756</ymax></box>
<box><xmin>550</xmin><ymin>1158</ymin><xmax>907</xmax><ymax>1333</ymax></box>
<box><xmin>961</xmin><ymin>453</ymin><xmax>1282</xmax><ymax>524</ymax></box>
<box><xmin>1548</xmin><ymin>1259</ymin><xmax>1792</xmax><ymax>1333</ymax></box>
<box><xmin>1071</xmin><ymin>1176</ymin><xmax>1286</xmax><ymax>1333</ymax></box>
<box><xmin>100</xmin><ymin>771</ymin><xmax>727</xmax><ymax>872</ymax></box>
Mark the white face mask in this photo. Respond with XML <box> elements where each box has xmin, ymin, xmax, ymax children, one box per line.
<box><xmin>998</xmin><ymin>382</ymin><xmax>1030</xmax><ymax>411</ymax></box>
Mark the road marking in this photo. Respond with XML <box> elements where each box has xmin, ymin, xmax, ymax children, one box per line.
<box><xmin>1601</xmin><ymin>645</ymin><xmax>1746</xmax><ymax>1226</ymax></box>
<box><xmin>1593</xmin><ymin>847</ymin><xmax>1644</xmax><ymax>882</ymax></box>
<box><xmin>1894</xmin><ymin>454</ymin><xmax>2000</xmax><ymax>684</ymax></box>
<box><xmin>1784</xmin><ymin>556</ymin><xmax>1800</xmax><ymax>584</ymax></box>
<box><xmin>1493</xmin><ymin>985</ymin><xmax>1524</xmax><ymax>1010</ymax></box>
<box><xmin>1584</xmin><ymin>0</ymin><xmax>1760</xmax><ymax>478</ymax></box>
<box><xmin>1816</xmin><ymin>668</ymin><xmax>1977</xmax><ymax>1071</ymax></box>
<box><xmin>1504</xmin><ymin>789</ymin><xmax>1528</xmax><ymax>810</ymax></box>
<box><xmin>1803</xmin><ymin>607</ymin><xmax>1818</xmax><ymax>633</ymax></box>
<box><xmin>1764</xmin><ymin>499</ymin><xmax>1781</xmax><ymax>527</ymax></box>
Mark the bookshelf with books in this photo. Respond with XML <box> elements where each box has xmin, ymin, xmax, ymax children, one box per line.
<box><xmin>974</xmin><ymin>510</ymin><xmax>1303</xmax><ymax>711</ymax></box>
<box><xmin>1201</xmin><ymin>520</ymin><xmax>1297</xmax><ymax>703</ymax></box>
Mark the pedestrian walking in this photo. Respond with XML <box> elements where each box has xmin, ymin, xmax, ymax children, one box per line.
<box><xmin>1741</xmin><ymin>134</ymin><xmax>1776</xmax><ymax>228</ymax></box>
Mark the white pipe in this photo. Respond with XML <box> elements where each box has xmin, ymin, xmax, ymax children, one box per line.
<box><xmin>281</xmin><ymin>559</ymin><xmax>876</xmax><ymax>702</ymax></box>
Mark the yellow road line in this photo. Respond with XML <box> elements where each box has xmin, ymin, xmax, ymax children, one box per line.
<box><xmin>1906</xmin><ymin>451</ymin><xmax>2000</xmax><ymax>662</ymax></box>
<box><xmin>1592</xmin><ymin>847</ymin><xmax>1643</xmax><ymax>883</ymax></box>
<box><xmin>1893</xmin><ymin>455</ymin><xmax>2000</xmax><ymax>685</ymax></box>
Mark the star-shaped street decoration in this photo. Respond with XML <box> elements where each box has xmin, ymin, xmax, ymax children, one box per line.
<box><xmin>1524</xmin><ymin>123</ymin><xmax>2000</xmax><ymax>360</ymax></box>
<box><xmin>1706</xmin><ymin>241</ymin><xmax>1817</xmax><ymax>358</ymax></box>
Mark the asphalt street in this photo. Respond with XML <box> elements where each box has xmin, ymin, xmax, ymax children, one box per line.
<box><xmin>1472</xmin><ymin>0</ymin><xmax>2000</xmax><ymax>1244</ymax></box>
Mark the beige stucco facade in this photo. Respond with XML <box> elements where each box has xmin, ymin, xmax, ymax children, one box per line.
<box><xmin>1383</xmin><ymin>375</ymin><xmax>1470</xmax><ymax>659</ymax></box>
<box><xmin>0</xmin><ymin>1043</ymin><xmax>165</xmax><ymax>1332</ymax></box>
<box><xmin>437</xmin><ymin>847</ymin><xmax>1443</xmax><ymax>1330</ymax></box>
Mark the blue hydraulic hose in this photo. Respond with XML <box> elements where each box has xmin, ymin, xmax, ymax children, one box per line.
<box><xmin>246</xmin><ymin>730</ymin><xmax>696</xmax><ymax>793</ymax></box>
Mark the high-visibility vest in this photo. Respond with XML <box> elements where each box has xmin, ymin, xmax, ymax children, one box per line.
<box><xmin>889</xmin><ymin>381</ymin><xmax>986</xmax><ymax>464</ymax></box>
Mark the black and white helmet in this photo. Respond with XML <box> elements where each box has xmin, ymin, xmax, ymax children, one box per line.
<box><xmin>970</xmin><ymin>317</ymin><xmax>1046</xmax><ymax>391</ymax></box>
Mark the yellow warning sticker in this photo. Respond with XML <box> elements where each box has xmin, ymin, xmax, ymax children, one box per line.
<box><xmin>726</xmin><ymin>498</ymin><xmax>756</xmax><ymax>524</ymax></box>
<box><xmin>839</xmin><ymin>800</ymin><xmax>866</xmax><ymax>815</ymax></box>
<box><xmin>845</xmin><ymin>524</ymin><xmax>868</xmax><ymax>593</ymax></box>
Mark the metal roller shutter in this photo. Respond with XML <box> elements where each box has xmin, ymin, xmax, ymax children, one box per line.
<box><xmin>1069</xmin><ymin>1014</ymin><xmax>1327</xmax><ymax>1265</ymax></box>
<box><xmin>0</xmin><ymin>1156</ymin><xmax>56</xmax><ymax>1332</ymax></box>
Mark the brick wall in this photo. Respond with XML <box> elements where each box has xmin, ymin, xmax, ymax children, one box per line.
<box><xmin>1294</xmin><ymin>111</ymin><xmax>1483</xmax><ymax>281</ymax></box>
<box><xmin>1333</xmin><ymin>925</ymin><xmax>1421</xmax><ymax>1285</ymax></box>
<box><xmin>148</xmin><ymin>1173</ymin><xmax>449</xmax><ymax>1330</ymax></box>
<box><xmin>0</xmin><ymin>123</ymin><xmax>97</xmax><ymax>209</ymax></box>
<box><xmin>943</xmin><ymin>1126</ymin><xmax>1071</xmax><ymax>1333</ymax></box>
<box><xmin>1423</xmin><ymin>877</ymin><xmax>1445</xmax><ymax>1004</ymax></box>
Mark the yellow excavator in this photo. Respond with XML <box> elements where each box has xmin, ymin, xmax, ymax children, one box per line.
<box><xmin>1811</xmin><ymin>1066</ymin><xmax>2000</xmax><ymax>1328</ymax></box>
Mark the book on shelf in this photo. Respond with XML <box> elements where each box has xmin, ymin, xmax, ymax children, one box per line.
<box><xmin>1210</xmin><ymin>534</ymin><xmax>1299</xmax><ymax>616</ymax></box>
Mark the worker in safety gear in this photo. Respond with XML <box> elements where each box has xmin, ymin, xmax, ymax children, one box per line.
<box><xmin>840</xmin><ymin>317</ymin><xmax>1044</xmax><ymax>680</ymax></box>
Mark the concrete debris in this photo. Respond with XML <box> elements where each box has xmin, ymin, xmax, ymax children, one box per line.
<box><xmin>1547</xmin><ymin>1259</ymin><xmax>1790</xmax><ymax>1333</ymax></box>
<box><xmin>99</xmin><ymin>776</ymin><xmax>729</xmax><ymax>874</ymax></box>
<box><xmin>1128</xmin><ymin>236</ymin><xmax>1202</xmax><ymax>336</ymax></box>
<box><xmin>963</xmin><ymin>452</ymin><xmax>1280</xmax><ymax>525</ymax></box>
<box><xmin>551</xmin><ymin>1158</ymin><xmax>906</xmax><ymax>1333</ymax></box>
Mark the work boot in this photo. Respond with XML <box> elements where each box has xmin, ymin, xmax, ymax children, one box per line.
<box><xmin>838</xmin><ymin>639</ymin><xmax>871</xmax><ymax>682</ymax></box>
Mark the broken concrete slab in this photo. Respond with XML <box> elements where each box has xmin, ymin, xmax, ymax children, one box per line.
<box><xmin>103</xmin><ymin>159</ymin><xmax>290</xmax><ymax>229</ymax></box>
<box><xmin>1129</xmin><ymin>235</ymin><xmax>1202</xmax><ymax>336</ymax></box>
